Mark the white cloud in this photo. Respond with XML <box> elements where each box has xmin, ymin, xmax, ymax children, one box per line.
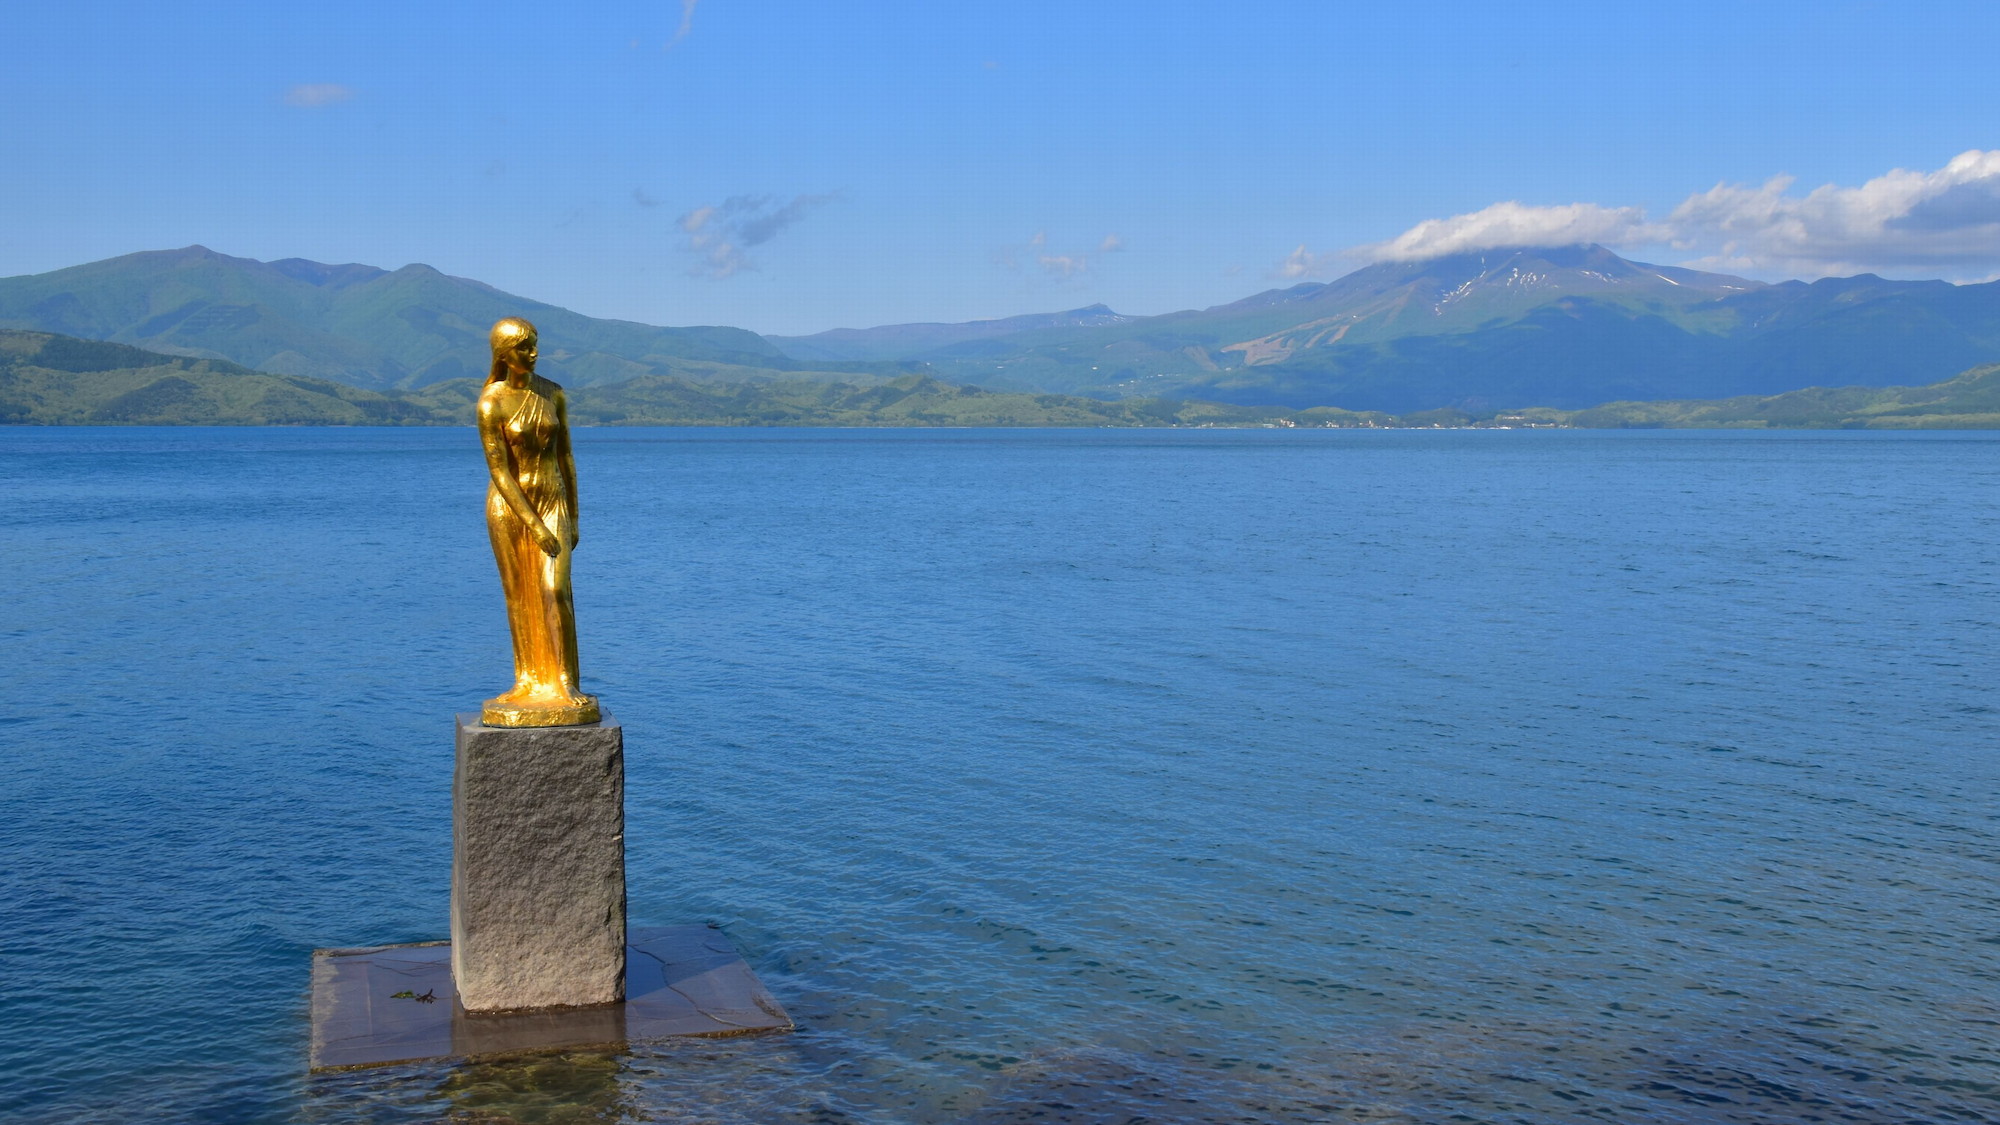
<box><xmin>676</xmin><ymin>193</ymin><xmax>838</xmax><ymax>279</ymax></box>
<box><xmin>669</xmin><ymin>0</ymin><xmax>699</xmax><ymax>47</ymax></box>
<box><xmin>1001</xmin><ymin>230</ymin><xmax>1106</xmax><ymax>280</ymax></box>
<box><xmin>1271</xmin><ymin>244</ymin><xmax>1333</xmax><ymax>280</ymax></box>
<box><xmin>1337</xmin><ymin>151</ymin><xmax>2000</xmax><ymax>280</ymax></box>
<box><xmin>284</xmin><ymin>83</ymin><xmax>353</xmax><ymax>108</ymax></box>
<box><xmin>1669</xmin><ymin>150</ymin><xmax>2000</xmax><ymax>276</ymax></box>
<box><xmin>1355</xmin><ymin>201</ymin><xmax>1662</xmax><ymax>263</ymax></box>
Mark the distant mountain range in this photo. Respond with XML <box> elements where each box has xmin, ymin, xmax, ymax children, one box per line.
<box><xmin>0</xmin><ymin>329</ymin><xmax>1331</xmax><ymax>428</ymax></box>
<box><xmin>0</xmin><ymin>330</ymin><xmax>466</xmax><ymax>424</ymax></box>
<box><xmin>5</xmin><ymin>243</ymin><xmax>2000</xmax><ymax>415</ymax></box>
<box><xmin>1564</xmin><ymin>360</ymin><xmax>2000</xmax><ymax>429</ymax></box>
<box><xmin>0</xmin><ymin>246</ymin><xmax>797</xmax><ymax>391</ymax></box>
<box><xmin>770</xmin><ymin>245</ymin><xmax>2000</xmax><ymax>412</ymax></box>
<box><xmin>770</xmin><ymin>304</ymin><xmax>1133</xmax><ymax>363</ymax></box>
<box><xmin>11</xmin><ymin>327</ymin><xmax>2000</xmax><ymax>430</ymax></box>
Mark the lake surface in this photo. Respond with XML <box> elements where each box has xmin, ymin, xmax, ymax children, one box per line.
<box><xmin>3</xmin><ymin>426</ymin><xmax>1998</xmax><ymax>1124</ymax></box>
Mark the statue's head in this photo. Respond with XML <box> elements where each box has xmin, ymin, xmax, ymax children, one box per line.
<box><xmin>488</xmin><ymin>317</ymin><xmax>539</xmax><ymax>381</ymax></box>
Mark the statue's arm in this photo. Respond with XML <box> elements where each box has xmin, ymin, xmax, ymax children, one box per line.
<box><xmin>478</xmin><ymin>393</ymin><xmax>561</xmax><ymax>556</ymax></box>
<box><xmin>555</xmin><ymin>385</ymin><xmax>580</xmax><ymax>549</ymax></box>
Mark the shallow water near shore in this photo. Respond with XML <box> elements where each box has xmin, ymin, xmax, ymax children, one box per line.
<box><xmin>4</xmin><ymin>426</ymin><xmax>1998</xmax><ymax>1124</ymax></box>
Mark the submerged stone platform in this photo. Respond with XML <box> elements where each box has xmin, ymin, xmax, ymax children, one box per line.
<box><xmin>309</xmin><ymin>924</ymin><xmax>791</xmax><ymax>1071</ymax></box>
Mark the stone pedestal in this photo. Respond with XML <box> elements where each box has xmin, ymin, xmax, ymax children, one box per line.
<box><xmin>451</xmin><ymin>712</ymin><xmax>626</xmax><ymax>1012</ymax></box>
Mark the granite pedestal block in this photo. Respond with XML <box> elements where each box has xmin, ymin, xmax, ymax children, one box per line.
<box><xmin>452</xmin><ymin>712</ymin><xmax>626</xmax><ymax>1012</ymax></box>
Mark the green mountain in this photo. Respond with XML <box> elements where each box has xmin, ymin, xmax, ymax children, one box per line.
<box><xmin>15</xmin><ymin>244</ymin><xmax>2000</xmax><ymax>419</ymax></box>
<box><xmin>0</xmin><ymin>329</ymin><xmax>1385</xmax><ymax>428</ymax></box>
<box><xmin>1567</xmin><ymin>362</ymin><xmax>2000</xmax><ymax>429</ymax></box>
<box><xmin>15</xmin><ymin>327</ymin><xmax>2000</xmax><ymax>430</ymax></box>
<box><xmin>0</xmin><ymin>330</ymin><xmax>466</xmax><ymax>424</ymax></box>
<box><xmin>771</xmin><ymin>245</ymin><xmax>2000</xmax><ymax>413</ymax></box>
<box><xmin>0</xmin><ymin>246</ymin><xmax>790</xmax><ymax>391</ymax></box>
<box><xmin>559</xmin><ymin>373</ymin><xmax>1388</xmax><ymax>427</ymax></box>
<box><xmin>772</xmin><ymin>305</ymin><xmax>1133</xmax><ymax>363</ymax></box>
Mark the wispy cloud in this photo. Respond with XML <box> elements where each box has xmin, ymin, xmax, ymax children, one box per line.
<box><xmin>1337</xmin><ymin>151</ymin><xmax>2000</xmax><ymax>280</ymax></box>
<box><xmin>738</xmin><ymin>194</ymin><xmax>836</xmax><ymax>246</ymax></box>
<box><xmin>668</xmin><ymin>0</ymin><xmax>699</xmax><ymax>48</ymax></box>
<box><xmin>284</xmin><ymin>83</ymin><xmax>353</xmax><ymax>108</ymax></box>
<box><xmin>1271</xmin><ymin>244</ymin><xmax>1334</xmax><ymax>280</ymax></box>
<box><xmin>676</xmin><ymin>192</ymin><xmax>839</xmax><ymax>279</ymax></box>
<box><xmin>1002</xmin><ymin>230</ymin><xmax>1119</xmax><ymax>280</ymax></box>
<box><xmin>633</xmin><ymin>187</ymin><xmax>660</xmax><ymax>208</ymax></box>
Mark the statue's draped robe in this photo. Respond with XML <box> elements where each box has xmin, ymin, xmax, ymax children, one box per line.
<box><xmin>486</xmin><ymin>380</ymin><xmax>584</xmax><ymax>704</ymax></box>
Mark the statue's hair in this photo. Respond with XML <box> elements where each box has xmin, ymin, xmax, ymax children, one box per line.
<box><xmin>487</xmin><ymin>317</ymin><xmax>538</xmax><ymax>383</ymax></box>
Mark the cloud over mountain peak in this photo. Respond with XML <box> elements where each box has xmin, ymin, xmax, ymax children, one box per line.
<box><xmin>1356</xmin><ymin>202</ymin><xmax>1663</xmax><ymax>264</ymax></box>
<box><xmin>1338</xmin><ymin>151</ymin><xmax>2000</xmax><ymax>281</ymax></box>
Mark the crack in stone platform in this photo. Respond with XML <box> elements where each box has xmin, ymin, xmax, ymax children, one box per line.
<box><xmin>310</xmin><ymin>925</ymin><xmax>791</xmax><ymax>1071</ymax></box>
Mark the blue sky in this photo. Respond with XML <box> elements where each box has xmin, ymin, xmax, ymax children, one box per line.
<box><xmin>7</xmin><ymin>1</ymin><xmax>1999</xmax><ymax>334</ymax></box>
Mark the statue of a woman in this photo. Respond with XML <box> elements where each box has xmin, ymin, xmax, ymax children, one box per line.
<box><xmin>478</xmin><ymin>317</ymin><xmax>599</xmax><ymax>727</ymax></box>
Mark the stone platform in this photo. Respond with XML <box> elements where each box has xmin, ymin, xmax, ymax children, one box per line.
<box><xmin>309</xmin><ymin>925</ymin><xmax>791</xmax><ymax>1071</ymax></box>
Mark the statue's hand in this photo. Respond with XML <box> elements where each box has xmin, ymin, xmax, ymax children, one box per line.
<box><xmin>534</xmin><ymin>524</ymin><xmax>562</xmax><ymax>556</ymax></box>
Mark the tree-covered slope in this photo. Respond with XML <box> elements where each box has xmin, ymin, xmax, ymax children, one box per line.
<box><xmin>18</xmin><ymin>243</ymin><xmax>2000</xmax><ymax>416</ymax></box>
<box><xmin>0</xmin><ymin>330</ymin><xmax>464</xmax><ymax>424</ymax></box>
<box><xmin>777</xmin><ymin>245</ymin><xmax>1763</xmax><ymax>399</ymax></box>
<box><xmin>1568</xmin><ymin>362</ymin><xmax>2000</xmax><ymax>428</ymax></box>
<box><xmin>0</xmin><ymin>246</ymin><xmax>788</xmax><ymax>391</ymax></box>
<box><xmin>770</xmin><ymin>305</ymin><xmax>1134</xmax><ymax>363</ymax></box>
<box><xmin>771</xmin><ymin>245</ymin><xmax>2000</xmax><ymax>412</ymax></box>
<box><xmin>16</xmin><ymin>326</ymin><xmax>2000</xmax><ymax>431</ymax></box>
<box><xmin>0</xmin><ymin>329</ymin><xmax>1386</xmax><ymax>428</ymax></box>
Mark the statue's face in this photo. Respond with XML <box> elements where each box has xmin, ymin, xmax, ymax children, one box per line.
<box><xmin>500</xmin><ymin>335</ymin><xmax>538</xmax><ymax>374</ymax></box>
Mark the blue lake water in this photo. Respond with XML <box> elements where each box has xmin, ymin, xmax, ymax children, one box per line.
<box><xmin>3</xmin><ymin>426</ymin><xmax>1998</xmax><ymax>1124</ymax></box>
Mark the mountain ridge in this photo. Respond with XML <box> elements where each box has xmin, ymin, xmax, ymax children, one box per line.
<box><xmin>765</xmin><ymin>244</ymin><xmax>2000</xmax><ymax>411</ymax></box>
<box><xmin>0</xmin><ymin>328</ymin><xmax>1351</xmax><ymax>428</ymax></box>
<box><xmin>13</xmin><ymin>327</ymin><xmax>2000</xmax><ymax>430</ymax></box>
<box><xmin>777</xmin><ymin>244</ymin><xmax>1763</xmax><ymax>372</ymax></box>
<box><xmin>0</xmin><ymin>245</ymin><xmax>789</xmax><ymax>391</ymax></box>
<box><xmin>8</xmin><ymin>243</ymin><xmax>2000</xmax><ymax>414</ymax></box>
<box><xmin>771</xmin><ymin>303</ymin><xmax>1132</xmax><ymax>363</ymax></box>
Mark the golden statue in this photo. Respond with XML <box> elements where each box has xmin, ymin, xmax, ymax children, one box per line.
<box><xmin>478</xmin><ymin>317</ymin><xmax>600</xmax><ymax>727</ymax></box>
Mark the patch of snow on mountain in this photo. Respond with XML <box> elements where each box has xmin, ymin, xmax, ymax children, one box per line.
<box><xmin>1434</xmin><ymin>277</ymin><xmax>1479</xmax><ymax>313</ymax></box>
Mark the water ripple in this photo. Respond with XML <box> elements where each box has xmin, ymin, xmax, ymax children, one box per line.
<box><xmin>1</xmin><ymin>427</ymin><xmax>1996</xmax><ymax>1123</ymax></box>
